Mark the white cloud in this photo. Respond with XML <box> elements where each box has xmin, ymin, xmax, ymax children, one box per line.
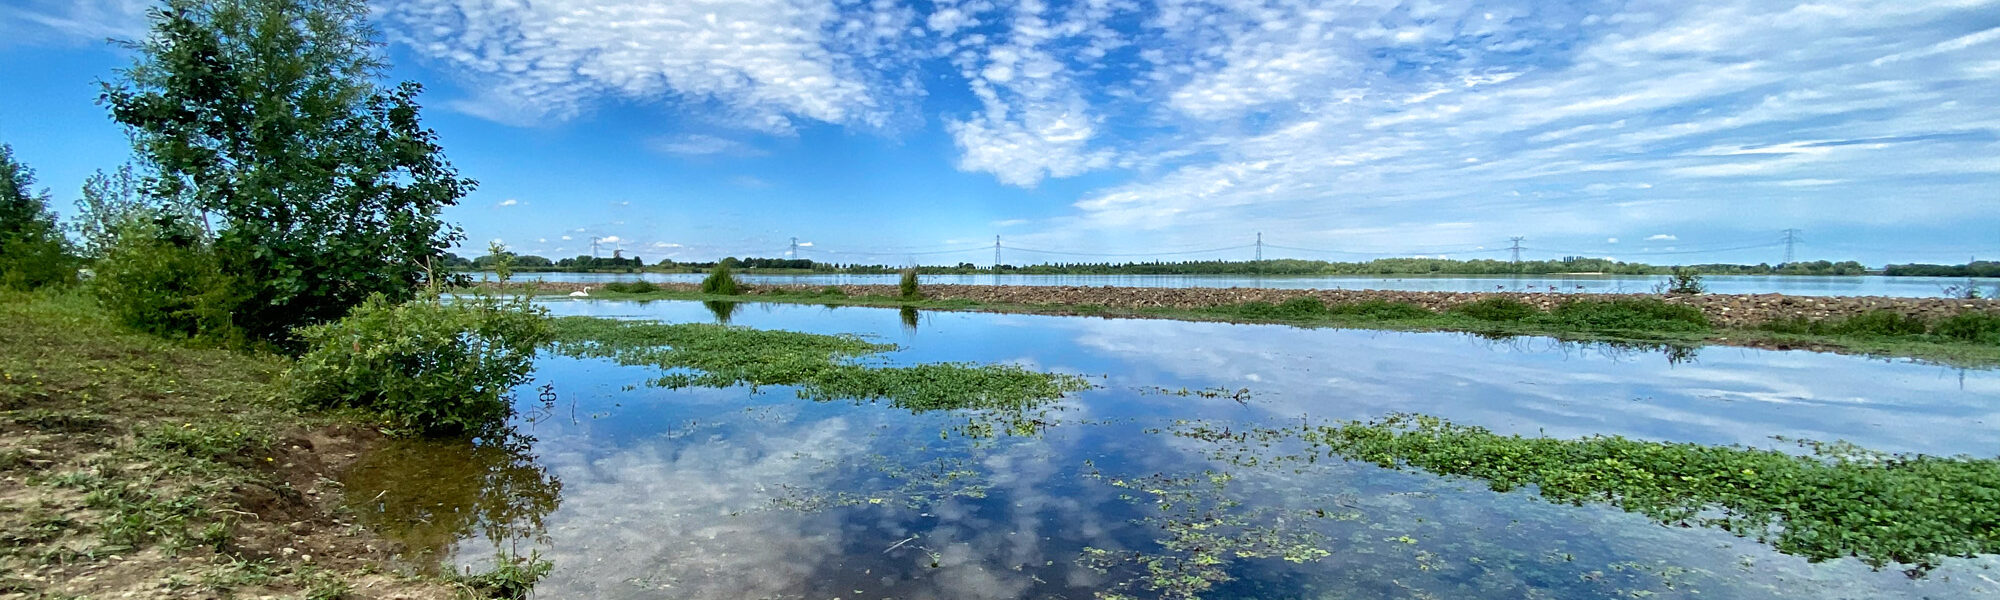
<box><xmin>600</xmin><ymin>236</ymin><xmax>622</xmax><ymax>244</ymax></box>
<box><xmin>1607</xmin><ymin>237</ymin><xmax>1619</xmax><ymax>244</ymax></box>
<box><xmin>379</xmin><ymin>0</ymin><xmax>903</xmax><ymax>131</ymax></box>
<box><xmin>497</xmin><ymin>198</ymin><xmax>519</xmax><ymax>207</ymax></box>
<box><xmin>561</xmin><ymin>236</ymin><xmax>573</xmax><ymax>241</ymax></box>
<box><xmin>992</xmin><ymin>219</ymin><xmax>1029</xmax><ymax>227</ymax></box>
<box><xmin>1646</xmin><ymin>234</ymin><xmax>1678</xmax><ymax>241</ymax></box>
<box><xmin>648</xmin><ymin>134</ymin><xmax>768</xmax><ymax>157</ymax></box>
<box><xmin>537</xmin><ymin>238</ymin><xmax>548</xmax><ymax>243</ymax></box>
<box><xmin>0</xmin><ymin>0</ymin><xmax>150</xmax><ymax>46</ymax></box>
<box><xmin>796</xmin><ymin>241</ymin><xmax>813</xmax><ymax>247</ymax></box>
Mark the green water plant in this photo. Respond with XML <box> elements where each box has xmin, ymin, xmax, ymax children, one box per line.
<box><xmin>547</xmin><ymin>317</ymin><xmax>1090</xmax><ymax>411</ymax></box>
<box><xmin>1450</xmin><ymin>297</ymin><xmax>1542</xmax><ymax>321</ymax></box>
<box><xmin>1183</xmin><ymin>414</ymin><xmax>2000</xmax><ymax>574</ymax></box>
<box><xmin>1535</xmin><ymin>298</ymin><xmax>1710</xmax><ymax>332</ymax></box>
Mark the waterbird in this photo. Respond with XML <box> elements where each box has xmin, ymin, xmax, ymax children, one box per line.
<box><xmin>568</xmin><ymin>286</ymin><xmax>591</xmax><ymax>298</ymax></box>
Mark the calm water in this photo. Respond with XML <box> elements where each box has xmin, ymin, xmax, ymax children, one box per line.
<box><xmin>346</xmin><ymin>300</ymin><xmax>2000</xmax><ymax>599</ymax></box>
<box><xmin>490</xmin><ymin>271</ymin><xmax>2000</xmax><ymax>298</ymax></box>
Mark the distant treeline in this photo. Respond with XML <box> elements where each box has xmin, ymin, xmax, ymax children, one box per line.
<box><xmin>450</xmin><ymin>253</ymin><xmax>1897</xmax><ymax>276</ymax></box>
<box><xmin>1882</xmin><ymin>261</ymin><xmax>2000</xmax><ymax>277</ymax></box>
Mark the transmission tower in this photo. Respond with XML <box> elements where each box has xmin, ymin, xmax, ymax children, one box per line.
<box><xmin>1781</xmin><ymin>229</ymin><xmax>1801</xmax><ymax>264</ymax></box>
<box><xmin>1509</xmin><ymin>237</ymin><xmax>1525</xmax><ymax>264</ymax></box>
<box><xmin>590</xmin><ymin>236</ymin><xmax>602</xmax><ymax>258</ymax></box>
<box><xmin>789</xmin><ymin>237</ymin><xmax>798</xmax><ymax>259</ymax></box>
<box><xmin>993</xmin><ymin>235</ymin><xmax>1001</xmax><ymax>268</ymax></box>
<box><xmin>1255</xmin><ymin>232</ymin><xmax>1263</xmax><ymax>262</ymax></box>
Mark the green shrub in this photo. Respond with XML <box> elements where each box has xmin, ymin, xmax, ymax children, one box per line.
<box><xmin>820</xmin><ymin>286</ymin><xmax>846</xmax><ymax>297</ymax></box>
<box><xmin>1328</xmin><ymin>299</ymin><xmax>1433</xmax><ymax>320</ymax></box>
<box><xmin>603</xmin><ymin>280</ymin><xmax>659</xmax><ymax>294</ymax></box>
<box><xmin>1539</xmin><ymin>298</ymin><xmax>1710</xmax><ymax>332</ymax></box>
<box><xmin>285</xmin><ymin>293</ymin><xmax>552</xmax><ymax>437</ymax></box>
<box><xmin>89</xmin><ymin>216</ymin><xmax>245</xmax><ymax>343</ymax></box>
<box><xmin>0</xmin><ymin>143</ymin><xmax>73</xmax><ymax>290</ymax></box>
<box><xmin>1450</xmin><ymin>297</ymin><xmax>1541</xmax><ymax>321</ymax></box>
<box><xmin>700</xmin><ymin>263</ymin><xmax>739</xmax><ymax>295</ymax></box>
<box><xmin>1661</xmin><ymin>267</ymin><xmax>1706</xmax><ymax>295</ymax></box>
<box><xmin>1933</xmin><ymin>312</ymin><xmax>2000</xmax><ymax>345</ymax></box>
<box><xmin>899</xmin><ymin>268</ymin><xmax>921</xmax><ymax>299</ymax></box>
<box><xmin>1825</xmin><ymin>311</ymin><xmax>1930</xmax><ymax>337</ymax></box>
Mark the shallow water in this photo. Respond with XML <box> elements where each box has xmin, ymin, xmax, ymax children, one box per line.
<box><xmin>487</xmin><ymin>271</ymin><xmax>2000</xmax><ymax>298</ymax></box>
<box><xmin>346</xmin><ymin>299</ymin><xmax>2000</xmax><ymax>599</ymax></box>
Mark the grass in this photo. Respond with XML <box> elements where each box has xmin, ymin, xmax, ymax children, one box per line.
<box><xmin>547</xmin><ymin>316</ymin><xmax>1093</xmax><ymax>411</ymax></box>
<box><xmin>1181</xmin><ymin>414</ymin><xmax>2000</xmax><ymax>575</ymax></box>
<box><xmin>0</xmin><ymin>288</ymin><xmax>470</xmax><ymax>598</ymax></box>
<box><xmin>540</xmin><ymin>286</ymin><xmax>2000</xmax><ymax>366</ymax></box>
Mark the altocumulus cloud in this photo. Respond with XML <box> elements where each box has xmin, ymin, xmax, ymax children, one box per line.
<box><xmin>370</xmin><ymin>0</ymin><xmax>2000</xmax><ymax>252</ymax></box>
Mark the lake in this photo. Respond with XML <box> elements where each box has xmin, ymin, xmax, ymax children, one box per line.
<box><xmin>487</xmin><ymin>272</ymin><xmax>2000</xmax><ymax>298</ymax></box>
<box><xmin>345</xmin><ymin>299</ymin><xmax>2000</xmax><ymax>599</ymax></box>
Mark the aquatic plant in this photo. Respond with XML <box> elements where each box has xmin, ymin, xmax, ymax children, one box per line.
<box><xmin>1660</xmin><ymin>267</ymin><xmax>1707</xmax><ymax>295</ymax></box>
<box><xmin>700</xmin><ymin>263</ymin><xmax>740</xmax><ymax>295</ymax></box>
<box><xmin>1183</xmin><ymin>414</ymin><xmax>2000</xmax><ymax>574</ymax></box>
<box><xmin>547</xmin><ymin>317</ymin><xmax>1091</xmax><ymax>411</ymax></box>
<box><xmin>1080</xmin><ymin>469</ymin><xmax>1332</xmax><ymax>599</ymax></box>
<box><xmin>1327</xmin><ymin>298</ymin><xmax>1433</xmax><ymax>319</ymax></box>
<box><xmin>1934</xmin><ymin>311</ymin><xmax>2000</xmax><ymax>344</ymax></box>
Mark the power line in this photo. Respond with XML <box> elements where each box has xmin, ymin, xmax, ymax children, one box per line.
<box><xmin>1781</xmin><ymin>228</ymin><xmax>1802</xmax><ymax>264</ymax></box>
<box><xmin>1254</xmin><ymin>232</ymin><xmax>1263</xmax><ymax>263</ymax></box>
<box><xmin>1508</xmin><ymin>237</ymin><xmax>1525</xmax><ymax>264</ymax></box>
<box><xmin>994</xmin><ymin>235</ymin><xmax>1001</xmax><ymax>267</ymax></box>
<box><xmin>1006</xmin><ymin>244</ymin><xmax>1255</xmax><ymax>257</ymax></box>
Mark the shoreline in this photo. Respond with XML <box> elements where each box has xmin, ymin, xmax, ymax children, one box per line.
<box><xmin>476</xmin><ymin>281</ymin><xmax>2000</xmax><ymax>366</ymax></box>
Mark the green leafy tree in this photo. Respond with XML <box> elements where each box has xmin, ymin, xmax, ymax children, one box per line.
<box><xmin>0</xmin><ymin>143</ymin><xmax>73</xmax><ymax>289</ymax></box>
<box><xmin>72</xmin><ymin>164</ymin><xmax>154</xmax><ymax>260</ymax></box>
<box><xmin>102</xmin><ymin>0</ymin><xmax>473</xmax><ymax>345</ymax></box>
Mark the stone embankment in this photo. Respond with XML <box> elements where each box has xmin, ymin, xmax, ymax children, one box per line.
<box><xmin>506</xmin><ymin>281</ymin><xmax>2000</xmax><ymax>327</ymax></box>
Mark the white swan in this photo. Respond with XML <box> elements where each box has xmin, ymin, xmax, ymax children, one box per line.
<box><xmin>568</xmin><ymin>285</ymin><xmax>591</xmax><ymax>298</ymax></box>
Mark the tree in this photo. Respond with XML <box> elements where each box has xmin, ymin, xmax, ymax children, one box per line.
<box><xmin>102</xmin><ymin>0</ymin><xmax>473</xmax><ymax>345</ymax></box>
<box><xmin>72</xmin><ymin>164</ymin><xmax>154</xmax><ymax>259</ymax></box>
<box><xmin>0</xmin><ymin>144</ymin><xmax>72</xmax><ymax>289</ymax></box>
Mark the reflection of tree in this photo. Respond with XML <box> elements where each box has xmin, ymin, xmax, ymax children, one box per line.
<box><xmin>1467</xmin><ymin>332</ymin><xmax>1700</xmax><ymax>365</ymax></box>
<box><xmin>899</xmin><ymin>306</ymin><xmax>920</xmax><ymax>333</ymax></box>
<box><xmin>704</xmin><ymin>300</ymin><xmax>741</xmax><ymax>324</ymax></box>
<box><xmin>341</xmin><ymin>435</ymin><xmax>563</xmax><ymax>563</ymax></box>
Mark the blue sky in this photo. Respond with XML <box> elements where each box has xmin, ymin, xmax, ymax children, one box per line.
<box><xmin>2</xmin><ymin>0</ymin><xmax>1997</xmax><ymax>266</ymax></box>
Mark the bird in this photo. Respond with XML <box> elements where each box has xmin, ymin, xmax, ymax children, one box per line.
<box><xmin>568</xmin><ymin>286</ymin><xmax>591</xmax><ymax>298</ymax></box>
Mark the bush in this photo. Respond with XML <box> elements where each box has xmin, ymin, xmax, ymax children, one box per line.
<box><xmin>1932</xmin><ymin>312</ymin><xmax>2000</xmax><ymax>345</ymax></box>
<box><xmin>1825</xmin><ymin>311</ymin><xmax>1930</xmax><ymax>337</ymax></box>
<box><xmin>700</xmin><ymin>263</ymin><xmax>739</xmax><ymax>295</ymax></box>
<box><xmin>1328</xmin><ymin>299</ymin><xmax>1433</xmax><ymax>320</ymax></box>
<box><xmin>1660</xmin><ymin>267</ymin><xmax>1706</xmax><ymax>295</ymax></box>
<box><xmin>603</xmin><ymin>280</ymin><xmax>659</xmax><ymax>294</ymax></box>
<box><xmin>1450</xmin><ymin>297</ymin><xmax>1541</xmax><ymax>321</ymax></box>
<box><xmin>820</xmin><ymin>286</ymin><xmax>846</xmax><ymax>297</ymax></box>
<box><xmin>899</xmin><ymin>268</ymin><xmax>921</xmax><ymax>299</ymax></box>
<box><xmin>1539</xmin><ymin>299</ymin><xmax>1710</xmax><ymax>332</ymax></box>
<box><xmin>0</xmin><ymin>143</ymin><xmax>73</xmax><ymax>290</ymax></box>
<box><xmin>285</xmin><ymin>293</ymin><xmax>552</xmax><ymax>437</ymax></box>
<box><xmin>89</xmin><ymin>216</ymin><xmax>244</xmax><ymax>343</ymax></box>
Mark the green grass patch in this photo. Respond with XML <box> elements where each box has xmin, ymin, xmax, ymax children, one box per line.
<box><xmin>1187</xmin><ymin>414</ymin><xmax>2000</xmax><ymax>573</ymax></box>
<box><xmin>1534</xmin><ymin>298</ymin><xmax>1710</xmax><ymax>332</ymax></box>
<box><xmin>1449</xmin><ymin>297</ymin><xmax>1542</xmax><ymax>321</ymax></box>
<box><xmin>548</xmin><ymin>316</ymin><xmax>1092</xmax><ymax>411</ymax></box>
<box><xmin>601</xmin><ymin>280</ymin><xmax>660</xmax><ymax>294</ymax></box>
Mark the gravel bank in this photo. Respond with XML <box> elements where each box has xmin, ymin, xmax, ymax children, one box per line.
<box><xmin>508</xmin><ymin>281</ymin><xmax>2000</xmax><ymax>327</ymax></box>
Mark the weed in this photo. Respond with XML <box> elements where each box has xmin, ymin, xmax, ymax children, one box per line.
<box><xmin>137</xmin><ymin>421</ymin><xmax>269</xmax><ymax>467</ymax></box>
<box><xmin>1450</xmin><ymin>297</ymin><xmax>1541</xmax><ymax>321</ymax></box>
<box><xmin>1327</xmin><ymin>299</ymin><xmax>1434</xmax><ymax>320</ymax></box>
<box><xmin>1932</xmin><ymin>312</ymin><xmax>2000</xmax><ymax>345</ymax></box>
<box><xmin>10</xmin><ymin>410</ymin><xmax>109</xmax><ymax>433</ymax></box>
<box><xmin>819</xmin><ymin>286</ymin><xmax>847</xmax><ymax>297</ymax></box>
<box><xmin>449</xmin><ymin>550</ymin><xmax>552</xmax><ymax>599</ymax></box>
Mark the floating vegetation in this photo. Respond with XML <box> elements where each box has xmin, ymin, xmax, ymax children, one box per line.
<box><xmin>1177</xmin><ymin>414</ymin><xmax>2000</xmax><ymax>574</ymax></box>
<box><xmin>1079</xmin><ymin>468</ymin><xmax>1333</xmax><ymax>600</ymax></box>
<box><xmin>1135</xmin><ymin>385</ymin><xmax>1253</xmax><ymax>404</ymax></box>
<box><xmin>547</xmin><ymin>317</ymin><xmax>1093</xmax><ymax>411</ymax></box>
<box><xmin>762</xmin><ymin>455</ymin><xmax>990</xmax><ymax>513</ymax></box>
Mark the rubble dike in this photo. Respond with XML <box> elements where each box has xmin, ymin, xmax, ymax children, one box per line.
<box><xmin>501</xmin><ymin>281</ymin><xmax>1998</xmax><ymax>328</ymax></box>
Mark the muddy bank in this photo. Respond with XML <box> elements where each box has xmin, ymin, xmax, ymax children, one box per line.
<box><xmin>500</xmin><ymin>281</ymin><xmax>2000</xmax><ymax>327</ymax></box>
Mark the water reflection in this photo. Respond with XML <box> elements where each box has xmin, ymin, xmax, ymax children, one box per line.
<box><xmin>401</xmin><ymin>300</ymin><xmax>2000</xmax><ymax>598</ymax></box>
<box><xmin>701</xmin><ymin>299</ymin><xmax>740</xmax><ymax>324</ymax></box>
<box><xmin>900</xmin><ymin>305</ymin><xmax>921</xmax><ymax>333</ymax></box>
<box><xmin>342</xmin><ymin>436</ymin><xmax>562</xmax><ymax>567</ymax></box>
